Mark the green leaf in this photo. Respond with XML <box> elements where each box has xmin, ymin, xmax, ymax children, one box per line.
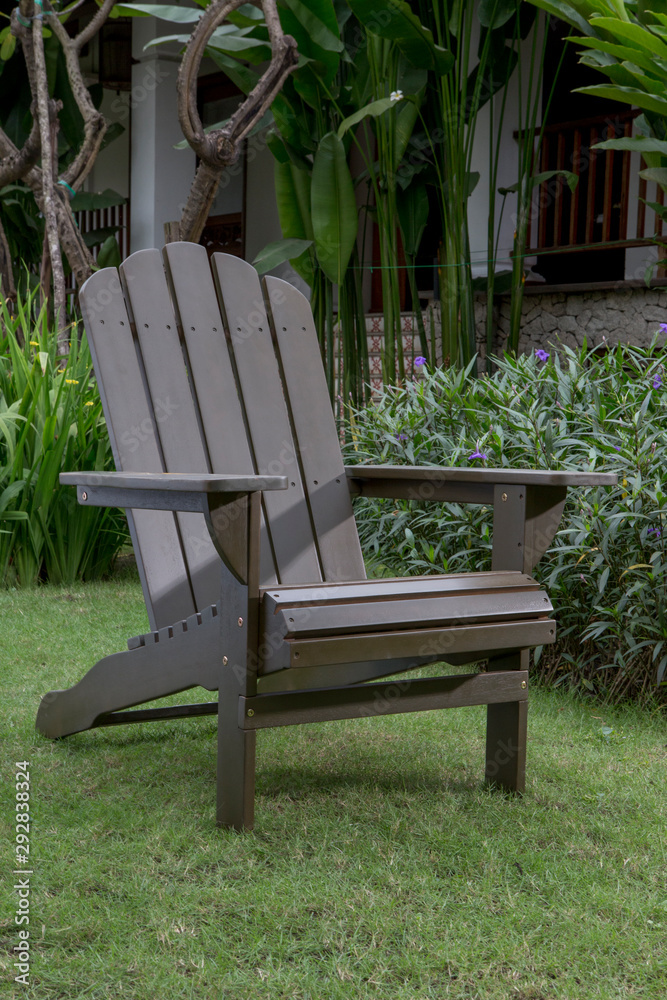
<box><xmin>209</xmin><ymin>51</ymin><xmax>259</xmax><ymax>94</ymax></box>
<box><xmin>641</xmin><ymin>199</ymin><xmax>667</xmax><ymax>221</ymax></box>
<box><xmin>279</xmin><ymin>2</ymin><xmax>340</xmax><ymax>89</ymax></box>
<box><xmin>100</xmin><ymin>122</ymin><xmax>125</xmax><ymax>153</ymax></box>
<box><xmin>0</xmin><ymin>31</ymin><xmax>16</xmax><ymax>62</ymax></box>
<box><xmin>347</xmin><ymin>0</ymin><xmax>454</xmax><ymax>75</ymax></box>
<box><xmin>575</xmin><ymin>83</ymin><xmax>667</xmax><ymax>115</ymax></box>
<box><xmin>281</xmin><ymin>0</ymin><xmax>344</xmax><ymax>53</ymax></box>
<box><xmin>593</xmin><ymin>135</ymin><xmax>667</xmax><ymax>156</ymax></box>
<box><xmin>567</xmin><ymin>34</ymin><xmax>660</xmax><ymax>76</ymax></box>
<box><xmin>115</xmin><ymin>4</ymin><xmax>203</xmax><ymax>22</ymax></box>
<box><xmin>252</xmin><ymin>238</ymin><xmax>314</xmax><ymax>275</ymax></box>
<box><xmin>478</xmin><ymin>0</ymin><xmax>516</xmax><ymax>29</ymax></box>
<box><xmin>311</xmin><ymin>132</ymin><xmax>357</xmax><ymax>285</ymax></box>
<box><xmin>84</xmin><ymin>226</ymin><xmax>121</xmax><ymax>249</ymax></box>
<box><xmin>521</xmin><ymin>0</ymin><xmax>593</xmax><ymax>37</ymax></box>
<box><xmin>69</xmin><ymin>188</ymin><xmax>126</xmax><ymax>212</ymax></box>
<box><xmin>337</xmin><ymin>97</ymin><xmax>400</xmax><ymax>139</ymax></box>
<box><xmin>274</xmin><ymin>159</ymin><xmax>314</xmax><ymax>285</ymax></box>
<box><xmin>227</xmin><ymin>3</ymin><xmax>265</xmax><ymax>28</ymax></box>
<box><xmin>639</xmin><ymin>166</ymin><xmax>667</xmax><ymax>185</ymax></box>
<box><xmin>500</xmin><ymin>169</ymin><xmax>578</xmax><ymax>196</ymax></box>
<box><xmin>397</xmin><ymin>182</ymin><xmax>429</xmax><ymax>258</ymax></box>
<box><xmin>394</xmin><ymin>93</ymin><xmax>422</xmax><ymax>164</ymax></box>
<box><xmin>591</xmin><ymin>16</ymin><xmax>667</xmax><ymax>61</ymax></box>
<box><xmin>206</xmin><ymin>31</ymin><xmax>270</xmax><ymax>64</ymax></box>
<box><xmin>96</xmin><ymin>236</ymin><xmax>121</xmax><ymax>270</ymax></box>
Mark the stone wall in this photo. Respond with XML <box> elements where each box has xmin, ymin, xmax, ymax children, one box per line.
<box><xmin>478</xmin><ymin>283</ymin><xmax>667</xmax><ymax>360</ymax></box>
<box><xmin>361</xmin><ymin>283</ymin><xmax>667</xmax><ymax>389</ymax></box>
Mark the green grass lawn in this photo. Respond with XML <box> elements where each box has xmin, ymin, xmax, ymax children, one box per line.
<box><xmin>1</xmin><ymin>574</ymin><xmax>666</xmax><ymax>1000</ymax></box>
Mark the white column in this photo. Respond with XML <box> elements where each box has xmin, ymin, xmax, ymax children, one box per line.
<box><xmin>130</xmin><ymin>18</ymin><xmax>196</xmax><ymax>252</ymax></box>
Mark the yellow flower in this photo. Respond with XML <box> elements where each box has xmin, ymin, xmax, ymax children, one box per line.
<box><xmin>29</xmin><ymin>341</ymin><xmax>39</xmax><ymax>347</ymax></box>
<box><xmin>65</xmin><ymin>379</ymin><xmax>79</xmax><ymax>385</ymax></box>
<box><xmin>84</xmin><ymin>401</ymin><xmax>94</xmax><ymax>406</ymax></box>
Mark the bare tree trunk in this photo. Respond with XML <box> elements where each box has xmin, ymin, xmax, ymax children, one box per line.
<box><xmin>31</xmin><ymin>5</ymin><xmax>67</xmax><ymax>338</ymax></box>
<box><xmin>1</xmin><ymin>0</ymin><xmax>116</xmax><ymax>312</ymax></box>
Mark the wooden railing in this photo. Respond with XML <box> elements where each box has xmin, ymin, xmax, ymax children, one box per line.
<box><xmin>74</xmin><ymin>200</ymin><xmax>130</xmax><ymax>262</ymax></box>
<box><xmin>65</xmin><ymin>201</ymin><xmax>129</xmax><ymax>302</ymax></box>
<box><xmin>520</xmin><ymin>111</ymin><xmax>661</xmax><ymax>254</ymax></box>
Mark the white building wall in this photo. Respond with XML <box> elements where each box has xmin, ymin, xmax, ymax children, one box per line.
<box><xmin>84</xmin><ymin>90</ymin><xmax>131</xmax><ymax>199</ymax></box>
<box><xmin>467</xmin><ymin>17</ymin><xmax>544</xmax><ymax>280</ymax></box>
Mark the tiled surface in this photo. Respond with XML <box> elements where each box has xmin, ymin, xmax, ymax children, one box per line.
<box><xmin>333</xmin><ymin>312</ymin><xmax>432</xmax><ymax>399</ymax></box>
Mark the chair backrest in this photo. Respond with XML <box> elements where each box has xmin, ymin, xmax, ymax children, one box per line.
<box><xmin>79</xmin><ymin>243</ymin><xmax>365</xmax><ymax>630</ymax></box>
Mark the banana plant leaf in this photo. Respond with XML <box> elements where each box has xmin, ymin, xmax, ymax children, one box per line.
<box><xmin>311</xmin><ymin>132</ymin><xmax>358</xmax><ymax>285</ymax></box>
<box><xmin>347</xmin><ymin>0</ymin><xmax>453</xmax><ymax>75</ymax></box>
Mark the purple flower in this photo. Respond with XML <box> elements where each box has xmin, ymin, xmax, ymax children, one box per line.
<box><xmin>468</xmin><ymin>450</ymin><xmax>487</xmax><ymax>461</ymax></box>
<box><xmin>395</xmin><ymin>433</ymin><xmax>408</xmax><ymax>442</ymax></box>
<box><xmin>414</xmin><ymin>356</ymin><xmax>427</xmax><ymax>368</ymax></box>
<box><xmin>535</xmin><ymin>349</ymin><xmax>550</xmax><ymax>363</ymax></box>
<box><xmin>580</xmin><ymin>574</ymin><xmax>586</xmax><ymax>582</ymax></box>
<box><xmin>660</xmin><ymin>323</ymin><xmax>667</xmax><ymax>334</ymax></box>
<box><xmin>648</xmin><ymin>527</ymin><xmax>662</xmax><ymax>538</ymax></box>
<box><xmin>613</xmin><ymin>445</ymin><xmax>621</xmax><ymax>451</ymax></box>
<box><xmin>652</xmin><ymin>374</ymin><xmax>662</xmax><ymax>390</ymax></box>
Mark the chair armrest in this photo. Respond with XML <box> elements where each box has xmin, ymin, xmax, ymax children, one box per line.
<box><xmin>344</xmin><ymin>465</ymin><xmax>616</xmax><ymax>502</ymax></box>
<box><xmin>60</xmin><ymin>471</ymin><xmax>288</xmax><ymax>513</ymax></box>
<box><xmin>61</xmin><ymin>471</ymin><xmax>286</xmax><ymax>584</ymax></box>
<box><xmin>344</xmin><ymin>464</ymin><xmax>617</xmax><ymax>572</ymax></box>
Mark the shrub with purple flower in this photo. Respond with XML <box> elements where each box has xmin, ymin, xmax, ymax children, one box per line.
<box><xmin>346</xmin><ymin>338</ymin><xmax>667</xmax><ymax>704</ymax></box>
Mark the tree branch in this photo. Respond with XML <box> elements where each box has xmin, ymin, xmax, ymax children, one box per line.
<box><xmin>0</xmin><ymin>120</ymin><xmax>41</xmax><ymax>187</ymax></box>
<box><xmin>44</xmin><ymin>0</ymin><xmax>108</xmax><ymax>189</ymax></box>
<box><xmin>73</xmin><ymin>0</ymin><xmax>117</xmax><ymax>54</ymax></box>
<box><xmin>175</xmin><ymin>0</ymin><xmax>298</xmax><ymax>242</ymax></box>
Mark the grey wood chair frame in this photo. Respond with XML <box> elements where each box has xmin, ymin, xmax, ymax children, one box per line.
<box><xmin>36</xmin><ymin>244</ymin><xmax>616</xmax><ymax>830</ymax></box>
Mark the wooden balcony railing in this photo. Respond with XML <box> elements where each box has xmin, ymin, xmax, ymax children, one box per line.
<box><xmin>518</xmin><ymin>111</ymin><xmax>662</xmax><ymax>254</ymax></box>
<box><xmin>75</xmin><ymin>200</ymin><xmax>130</xmax><ymax>262</ymax></box>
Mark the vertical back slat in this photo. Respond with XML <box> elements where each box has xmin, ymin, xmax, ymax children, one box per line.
<box><xmin>211</xmin><ymin>253</ymin><xmax>323</xmax><ymax>584</ymax></box>
<box><xmin>264</xmin><ymin>275</ymin><xmax>366</xmax><ymax>583</ymax></box>
<box><xmin>162</xmin><ymin>242</ymin><xmax>277</xmax><ymax>587</ymax></box>
<box><xmin>119</xmin><ymin>250</ymin><xmax>221</xmax><ymax>608</ymax></box>
<box><xmin>79</xmin><ymin>268</ymin><xmax>196</xmax><ymax>629</ymax></box>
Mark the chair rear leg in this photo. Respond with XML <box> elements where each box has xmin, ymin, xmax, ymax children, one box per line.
<box><xmin>36</xmin><ymin>610</ymin><xmax>221</xmax><ymax>739</ymax></box>
<box><xmin>484</xmin><ymin>650</ymin><xmax>528</xmax><ymax>793</ymax></box>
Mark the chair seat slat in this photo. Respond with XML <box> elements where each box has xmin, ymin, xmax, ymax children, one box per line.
<box><xmin>271</xmin><ymin>591</ymin><xmax>552</xmax><ymax>639</ymax></box>
<box><xmin>262</xmin><ymin>571</ymin><xmax>539</xmax><ymax>611</ymax></box>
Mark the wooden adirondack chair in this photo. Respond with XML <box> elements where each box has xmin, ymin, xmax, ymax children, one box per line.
<box><xmin>36</xmin><ymin>243</ymin><xmax>616</xmax><ymax>829</ymax></box>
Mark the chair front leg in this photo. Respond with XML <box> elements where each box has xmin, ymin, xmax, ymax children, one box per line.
<box><xmin>212</xmin><ymin>493</ymin><xmax>261</xmax><ymax>831</ymax></box>
<box><xmin>485</xmin><ymin>650</ymin><xmax>528</xmax><ymax>793</ymax></box>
